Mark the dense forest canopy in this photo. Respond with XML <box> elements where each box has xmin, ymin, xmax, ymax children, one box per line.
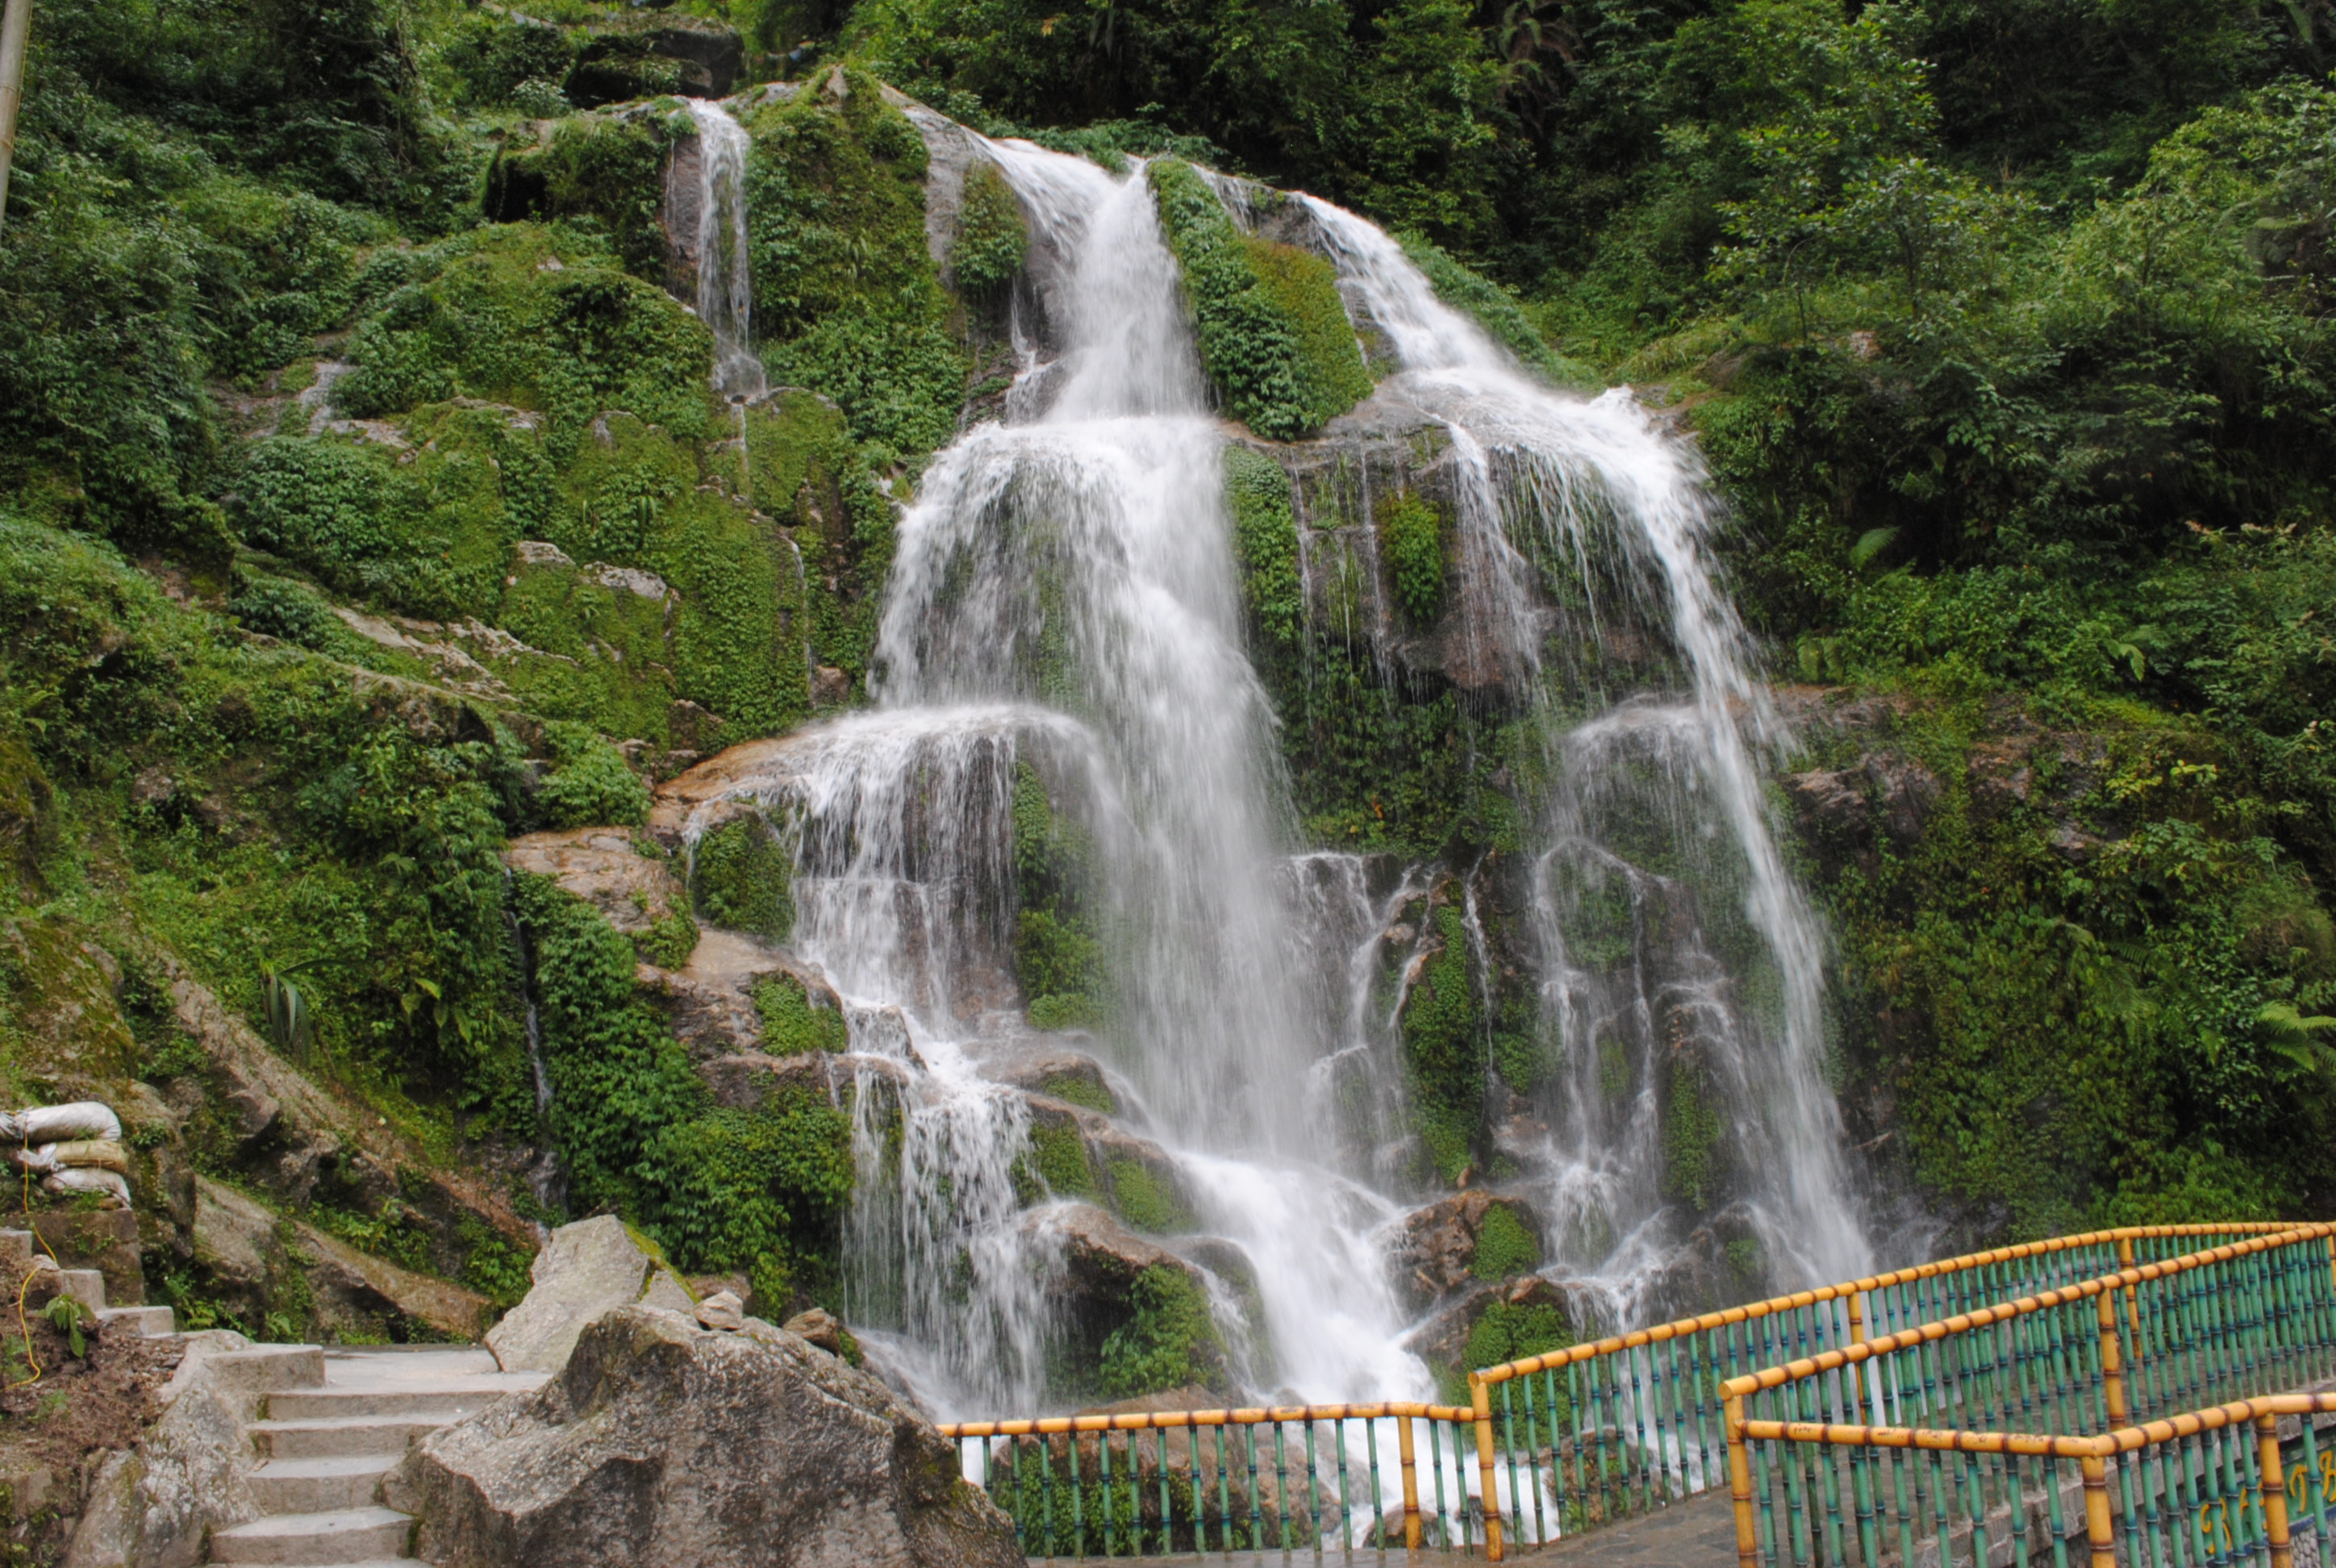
<box><xmin>1</xmin><ymin>0</ymin><xmax>2333</xmax><ymax>1353</ymax></box>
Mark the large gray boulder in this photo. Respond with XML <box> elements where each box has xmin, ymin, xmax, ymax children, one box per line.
<box><xmin>386</xmin><ymin>1307</ymin><xmax>1024</xmax><ymax>1568</ymax></box>
<box><xmin>486</xmin><ymin>1216</ymin><xmax>690</xmax><ymax>1374</ymax></box>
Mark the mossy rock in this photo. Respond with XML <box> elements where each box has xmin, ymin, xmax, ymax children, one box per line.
<box><xmin>1467</xmin><ymin>1201</ymin><xmax>1542</xmax><ymax>1280</ymax></box>
<box><xmin>950</xmin><ymin>161</ymin><xmax>1029</xmax><ymax>295</ymax></box>
<box><xmin>753</xmin><ymin>972</ymin><xmax>847</xmax><ymax>1054</ymax></box>
<box><xmin>335</xmin><ymin>225</ymin><xmax>715</xmax><ymax>461</ymax></box>
<box><xmin>1148</xmin><ymin>161</ymin><xmax>1370</xmax><ymax>440</ymax></box>
<box><xmin>743</xmin><ymin>71</ymin><xmax>968</xmax><ymax>455</ymax></box>
<box><xmin>690</xmin><ymin>815</ymin><xmax>794</xmax><ymax>941</ymax></box>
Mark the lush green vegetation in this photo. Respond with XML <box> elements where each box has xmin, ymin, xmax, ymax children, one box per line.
<box><xmin>1149</xmin><ymin>161</ymin><xmax>1374</xmax><ymax>439</ymax></box>
<box><xmin>7</xmin><ymin>0</ymin><xmax>2336</xmax><ymax>1373</ymax></box>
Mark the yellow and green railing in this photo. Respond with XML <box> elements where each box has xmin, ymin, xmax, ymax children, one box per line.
<box><xmin>938</xmin><ymin>1400</ymin><xmax>1491</xmax><ymax>1554</ymax></box>
<box><xmin>937</xmin><ymin>1224</ymin><xmax>2324</xmax><ymax>1562</ymax></box>
<box><xmin>1720</xmin><ymin>1224</ymin><xmax>2336</xmax><ymax>1568</ymax></box>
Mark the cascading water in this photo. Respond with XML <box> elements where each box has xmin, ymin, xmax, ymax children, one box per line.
<box><xmin>671</xmin><ymin>107</ymin><xmax>1869</xmax><ymax>1424</ymax></box>
<box><xmin>685</xmin><ymin>100</ymin><xmax>766</xmax><ymax>404</ymax></box>
<box><xmin>1295</xmin><ymin>197</ymin><xmax>1872</xmax><ymax>1307</ymax></box>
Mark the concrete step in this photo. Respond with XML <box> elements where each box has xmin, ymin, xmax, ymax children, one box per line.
<box><xmin>207</xmin><ymin>1346</ymin><xmax>328</xmax><ymax>1396</ymax></box>
<box><xmin>249</xmin><ymin>1416</ymin><xmax>445</xmax><ymax>1460</ymax></box>
<box><xmin>208</xmin><ymin>1507</ymin><xmax>411</xmax><ymax>1565</ymax></box>
<box><xmin>250</xmin><ymin>1455</ymin><xmax>398</xmax><ymax>1514</ymax></box>
<box><xmin>268</xmin><ymin>1383</ymin><xmax>531</xmax><ymax>1422</ymax></box>
<box><xmin>40</xmin><ymin>1267</ymin><xmax>106</xmax><ymax>1312</ymax></box>
<box><xmin>98</xmin><ymin>1304</ymin><xmax>174</xmax><ymax>1337</ymax></box>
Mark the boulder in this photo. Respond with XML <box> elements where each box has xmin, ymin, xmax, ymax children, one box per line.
<box><xmin>386</xmin><ymin>1307</ymin><xmax>1023</xmax><ymax>1568</ymax></box>
<box><xmin>1390</xmin><ymin>1191</ymin><xmax>1542</xmax><ymax>1309</ymax></box>
<box><xmin>503</xmin><ymin>829</ymin><xmax>688</xmax><ymax>939</ymax></box>
<box><xmin>780</xmin><ymin>1306</ymin><xmax>845</xmax><ymax>1353</ymax></box>
<box><xmin>486</xmin><ymin>1216</ymin><xmax>695</xmax><ymax>1374</ymax></box>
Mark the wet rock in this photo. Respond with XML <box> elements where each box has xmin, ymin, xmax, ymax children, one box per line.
<box><xmin>638</xmin><ymin>929</ymin><xmax>847</xmax><ymax>1063</ymax></box>
<box><xmin>388</xmin><ymin>1307</ymin><xmax>1023</xmax><ymax>1568</ymax></box>
<box><xmin>487</xmin><ymin>1216</ymin><xmax>691</xmax><ymax>1375</ymax></box>
<box><xmin>781</xmin><ymin>1306</ymin><xmax>845</xmax><ymax>1353</ymax></box>
<box><xmin>567</xmin><ymin>14</ymin><xmax>740</xmax><ymax>105</ymax></box>
<box><xmin>973</xmin><ymin>1046</ymin><xmax>1116</xmax><ymax>1114</ymax></box>
<box><xmin>1865</xmin><ymin>754</ymin><xmax>1941</xmax><ymax>846</ymax></box>
<box><xmin>1401</xmin><ymin>1274</ymin><xmax>1587</xmax><ymax>1378</ymax></box>
<box><xmin>1391</xmin><ymin>1190</ymin><xmax>1544</xmax><ymax>1309</ymax></box>
<box><xmin>1024</xmin><ymin>1098</ymin><xmax>1193</xmax><ymax>1228</ymax></box>
<box><xmin>153</xmin><ymin>951</ymin><xmax>533</xmax><ymax>1258</ymax></box>
<box><xmin>503</xmin><ymin>828</ymin><xmax>686</xmax><ymax>939</ymax></box>
<box><xmin>300</xmin><ymin>1222</ymin><xmax>494</xmax><ymax>1341</ymax></box>
<box><xmin>1783</xmin><ymin>767</ymin><xmax>1870</xmax><ymax>840</ymax></box>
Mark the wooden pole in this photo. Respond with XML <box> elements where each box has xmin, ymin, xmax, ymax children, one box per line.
<box><xmin>0</xmin><ymin>0</ymin><xmax>27</xmax><ymax>235</ymax></box>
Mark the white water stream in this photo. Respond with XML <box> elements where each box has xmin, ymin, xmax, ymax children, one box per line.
<box><xmin>670</xmin><ymin>117</ymin><xmax>1870</xmax><ymax>1421</ymax></box>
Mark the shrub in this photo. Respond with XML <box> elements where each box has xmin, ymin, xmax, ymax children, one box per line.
<box><xmin>753</xmin><ymin>972</ymin><xmax>849</xmax><ymax>1053</ymax></box>
<box><xmin>691</xmin><ymin>816</ymin><xmax>795</xmax><ymax>940</ymax></box>
<box><xmin>1377</xmin><ymin>491</ymin><xmax>1446</xmax><ymax>625</ymax></box>
<box><xmin>533</xmin><ymin>721</ymin><xmax>649</xmax><ymax>829</ymax></box>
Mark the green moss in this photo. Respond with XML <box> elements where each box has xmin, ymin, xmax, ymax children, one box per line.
<box><xmin>534</xmin><ymin>720</ymin><xmax>649</xmax><ymax>829</ymax></box>
<box><xmin>745</xmin><ymin>72</ymin><xmax>967</xmax><ymax>454</ymax></box>
<box><xmin>1147</xmin><ymin>161</ymin><xmax>1370</xmax><ymax>440</ymax></box>
<box><xmin>549</xmin><ymin>412</ymin><xmax>806</xmax><ymax>737</ymax></box>
<box><xmin>1454</xmin><ymin>1299</ymin><xmax>1574</xmax><ymax>1400</ymax></box>
<box><xmin>1377</xmin><ymin>491</ymin><xmax>1447</xmax><ymax>626</ymax></box>
<box><xmin>1224</xmin><ymin>446</ymin><xmax>1303</xmax><ymax>655</ymax></box>
<box><xmin>1399</xmin><ymin>903</ymin><xmax>1484</xmax><ymax>1182</ymax></box>
<box><xmin>511</xmin><ymin>872</ymin><xmax>705</xmax><ymax>1218</ymax></box>
<box><xmin>643</xmin><ymin>1087</ymin><xmax>855</xmax><ymax>1311</ymax></box>
<box><xmin>1097</xmin><ymin>1264</ymin><xmax>1220</xmax><ymax>1398</ymax></box>
<box><xmin>1040</xmin><ymin>1070</ymin><xmax>1117</xmax><ymax>1114</ymax></box>
<box><xmin>491</xmin><ymin>553</ymin><xmax>681</xmax><ymax>744</ymax></box>
<box><xmin>692</xmin><ymin>817</ymin><xmax>795</xmax><ymax>941</ymax></box>
<box><xmin>753</xmin><ymin>972</ymin><xmax>849</xmax><ymax>1054</ymax></box>
<box><xmin>1012</xmin><ymin>762</ymin><xmax>1110</xmax><ymax>1028</ymax></box>
<box><xmin>632</xmin><ymin>911</ymin><xmax>701</xmax><ymax>970</ymax></box>
<box><xmin>1469</xmin><ymin>1202</ymin><xmax>1542</xmax><ymax>1280</ymax></box>
<box><xmin>1028</xmin><ymin>1118</ymin><xmax>1095</xmax><ymax>1197</ymax></box>
<box><xmin>951</xmin><ymin>161</ymin><xmax>1029</xmax><ymax>294</ymax></box>
<box><xmin>1244</xmin><ymin>236</ymin><xmax>1374</xmax><ymax>420</ymax></box>
<box><xmin>336</xmin><ymin>226</ymin><xmax>714</xmax><ymax>462</ymax></box>
<box><xmin>1106</xmin><ymin>1157</ymin><xmax>1194</xmax><ymax>1234</ymax></box>
<box><xmin>1661</xmin><ymin>1056</ymin><xmax>1724</xmax><ymax>1212</ymax></box>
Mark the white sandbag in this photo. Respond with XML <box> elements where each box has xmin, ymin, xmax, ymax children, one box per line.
<box><xmin>40</xmin><ymin>1168</ymin><xmax>131</xmax><ymax>1208</ymax></box>
<box><xmin>13</xmin><ymin>1140</ymin><xmax>128</xmax><ymax>1174</ymax></box>
<box><xmin>3</xmin><ymin>1102</ymin><xmax>122</xmax><ymax>1145</ymax></box>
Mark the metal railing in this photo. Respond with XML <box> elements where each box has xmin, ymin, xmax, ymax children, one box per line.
<box><xmin>939</xmin><ymin>1226</ymin><xmax>2311</xmax><ymax>1562</ymax></box>
<box><xmin>1462</xmin><ymin>1228</ymin><xmax>2298</xmax><ymax>1561</ymax></box>
<box><xmin>1720</xmin><ymin>1225</ymin><xmax>2336</xmax><ymax>1568</ymax></box>
<box><xmin>940</xmin><ymin>1402</ymin><xmax>1487</xmax><ymax>1555</ymax></box>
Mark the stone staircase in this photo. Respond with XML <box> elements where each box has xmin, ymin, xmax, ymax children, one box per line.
<box><xmin>206</xmin><ymin>1345</ymin><xmax>546</xmax><ymax>1566</ymax></box>
<box><xmin>1</xmin><ymin>1226</ymin><xmax>177</xmax><ymax>1337</ymax></box>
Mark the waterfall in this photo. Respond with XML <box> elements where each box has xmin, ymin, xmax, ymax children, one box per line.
<box><xmin>1299</xmin><ymin>198</ymin><xmax>1872</xmax><ymax>1301</ymax></box>
<box><xmin>686</xmin><ymin>100</ymin><xmax>766</xmax><ymax>403</ymax></box>
<box><xmin>668</xmin><ymin>118</ymin><xmax>1868</xmax><ymax>1418</ymax></box>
